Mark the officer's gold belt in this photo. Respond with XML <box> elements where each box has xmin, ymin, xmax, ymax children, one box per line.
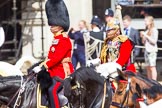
<box><xmin>61</xmin><ymin>57</ymin><xmax>72</xmax><ymax>63</ymax></box>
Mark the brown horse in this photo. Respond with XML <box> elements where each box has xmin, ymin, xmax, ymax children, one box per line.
<box><xmin>110</xmin><ymin>71</ymin><xmax>162</xmax><ymax>108</ymax></box>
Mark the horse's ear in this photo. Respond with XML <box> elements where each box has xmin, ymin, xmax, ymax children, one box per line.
<box><xmin>117</xmin><ymin>69</ymin><xmax>127</xmax><ymax>80</ymax></box>
<box><xmin>63</xmin><ymin>74</ymin><xmax>75</xmax><ymax>97</ymax></box>
<box><xmin>135</xmin><ymin>83</ymin><xmax>142</xmax><ymax>97</ymax></box>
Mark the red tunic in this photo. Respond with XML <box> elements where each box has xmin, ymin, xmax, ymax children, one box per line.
<box><xmin>44</xmin><ymin>33</ymin><xmax>74</xmax><ymax>79</ymax></box>
<box><xmin>116</xmin><ymin>39</ymin><xmax>136</xmax><ymax>72</ymax></box>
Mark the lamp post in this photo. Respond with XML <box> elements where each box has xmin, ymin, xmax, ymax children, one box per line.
<box><xmin>40</xmin><ymin>0</ymin><xmax>45</xmax><ymax>58</ymax></box>
<box><xmin>12</xmin><ymin>0</ymin><xmax>17</xmax><ymax>54</ymax></box>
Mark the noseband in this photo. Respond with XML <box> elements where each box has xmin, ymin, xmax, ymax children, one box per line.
<box><xmin>111</xmin><ymin>77</ymin><xmax>131</xmax><ymax>108</ymax></box>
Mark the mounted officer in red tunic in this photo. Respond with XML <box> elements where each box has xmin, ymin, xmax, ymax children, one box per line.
<box><xmin>87</xmin><ymin>5</ymin><xmax>136</xmax><ymax>79</ymax></box>
<box><xmin>32</xmin><ymin>0</ymin><xmax>74</xmax><ymax>107</ymax></box>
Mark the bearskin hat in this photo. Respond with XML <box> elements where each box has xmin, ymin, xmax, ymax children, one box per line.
<box><xmin>45</xmin><ymin>0</ymin><xmax>70</xmax><ymax>31</ymax></box>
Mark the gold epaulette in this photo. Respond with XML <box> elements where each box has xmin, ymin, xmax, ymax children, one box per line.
<box><xmin>112</xmin><ymin>35</ymin><xmax>128</xmax><ymax>42</ymax></box>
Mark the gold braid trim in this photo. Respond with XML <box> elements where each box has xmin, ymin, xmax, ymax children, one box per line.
<box><xmin>100</xmin><ymin>35</ymin><xmax>128</xmax><ymax>63</ymax></box>
<box><xmin>112</xmin><ymin>35</ymin><xmax>128</xmax><ymax>42</ymax></box>
<box><xmin>100</xmin><ymin>42</ymin><xmax>108</xmax><ymax>63</ymax></box>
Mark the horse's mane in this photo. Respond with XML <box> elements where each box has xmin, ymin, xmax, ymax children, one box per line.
<box><xmin>122</xmin><ymin>71</ymin><xmax>160</xmax><ymax>86</ymax></box>
<box><xmin>122</xmin><ymin>71</ymin><xmax>162</xmax><ymax>100</ymax></box>
<box><xmin>74</xmin><ymin>67</ymin><xmax>104</xmax><ymax>85</ymax></box>
<box><xmin>143</xmin><ymin>85</ymin><xmax>162</xmax><ymax>99</ymax></box>
<box><xmin>136</xmin><ymin>73</ymin><xmax>160</xmax><ymax>86</ymax></box>
<box><xmin>64</xmin><ymin>67</ymin><xmax>104</xmax><ymax>96</ymax></box>
<box><xmin>124</xmin><ymin>71</ymin><xmax>136</xmax><ymax>76</ymax></box>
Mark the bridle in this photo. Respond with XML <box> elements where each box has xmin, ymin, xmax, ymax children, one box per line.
<box><xmin>136</xmin><ymin>94</ymin><xmax>148</xmax><ymax>105</ymax></box>
<box><xmin>71</xmin><ymin>79</ymin><xmax>110</xmax><ymax>108</ymax></box>
<box><xmin>111</xmin><ymin>77</ymin><xmax>132</xmax><ymax>108</ymax></box>
<box><xmin>110</xmin><ymin>75</ymin><xmax>149</xmax><ymax>108</ymax></box>
<box><xmin>71</xmin><ymin>80</ymin><xmax>86</xmax><ymax>108</ymax></box>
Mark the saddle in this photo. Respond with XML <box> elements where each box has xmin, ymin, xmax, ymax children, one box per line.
<box><xmin>37</xmin><ymin>84</ymin><xmax>69</xmax><ymax>108</ymax></box>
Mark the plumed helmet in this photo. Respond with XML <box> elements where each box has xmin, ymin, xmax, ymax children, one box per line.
<box><xmin>105</xmin><ymin>8</ymin><xmax>114</xmax><ymax>17</ymax></box>
<box><xmin>45</xmin><ymin>0</ymin><xmax>70</xmax><ymax>31</ymax></box>
<box><xmin>106</xmin><ymin>18</ymin><xmax>120</xmax><ymax>31</ymax></box>
<box><xmin>91</xmin><ymin>15</ymin><xmax>102</xmax><ymax>28</ymax></box>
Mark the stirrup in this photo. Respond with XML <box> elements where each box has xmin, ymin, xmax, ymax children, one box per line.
<box><xmin>61</xmin><ymin>106</ymin><xmax>68</xmax><ymax>108</ymax></box>
<box><xmin>61</xmin><ymin>103</ymin><xmax>70</xmax><ymax>108</ymax></box>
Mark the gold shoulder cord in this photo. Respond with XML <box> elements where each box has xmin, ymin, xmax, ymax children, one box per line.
<box><xmin>100</xmin><ymin>40</ymin><xmax>108</xmax><ymax>63</ymax></box>
<box><xmin>116</xmin><ymin>35</ymin><xmax>128</xmax><ymax>42</ymax></box>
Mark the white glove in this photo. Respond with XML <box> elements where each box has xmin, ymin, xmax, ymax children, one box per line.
<box><xmin>32</xmin><ymin>66</ymin><xmax>42</xmax><ymax>73</ymax></box>
<box><xmin>86</xmin><ymin>58</ymin><xmax>101</xmax><ymax>67</ymax></box>
<box><xmin>96</xmin><ymin>62</ymin><xmax>122</xmax><ymax>79</ymax></box>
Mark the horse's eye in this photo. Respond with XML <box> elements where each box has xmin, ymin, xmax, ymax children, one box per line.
<box><xmin>117</xmin><ymin>90</ymin><xmax>123</xmax><ymax>95</ymax></box>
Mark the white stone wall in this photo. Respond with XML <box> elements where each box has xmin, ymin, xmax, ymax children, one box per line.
<box><xmin>65</xmin><ymin>0</ymin><xmax>93</xmax><ymax>29</ymax></box>
<box><xmin>131</xmin><ymin>18</ymin><xmax>162</xmax><ymax>30</ymax></box>
<box><xmin>22</xmin><ymin>0</ymin><xmax>93</xmax><ymax>58</ymax></box>
<box><xmin>22</xmin><ymin>0</ymin><xmax>162</xmax><ymax>59</ymax></box>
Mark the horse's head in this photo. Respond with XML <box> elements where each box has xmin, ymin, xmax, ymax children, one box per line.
<box><xmin>64</xmin><ymin>72</ymin><xmax>87</xmax><ymax>108</ymax></box>
<box><xmin>110</xmin><ymin>71</ymin><xmax>144</xmax><ymax>108</ymax></box>
<box><xmin>63</xmin><ymin>67</ymin><xmax>106</xmax><ymax>108</ymax></box>
<box><xmin>110</xmin><ymin>70</ymin><xmax>162</xmax><ymax>108</ymax></box>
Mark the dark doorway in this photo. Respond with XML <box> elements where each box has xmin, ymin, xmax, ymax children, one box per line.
<box><xmin>0</xmin><ymin>0</ymin><xmax>22</xmax><ymax>63</ymax></box>
<box><xmin>92</xmin><ymin>0</ymin><xmax>111</xmax><ymax>22</ymax></box>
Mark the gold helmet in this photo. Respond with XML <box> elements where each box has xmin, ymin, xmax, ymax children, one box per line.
<box><xmin>107</xmin><ymin>18</ymin><xmax>120</xmax><ymax>31</ymax></box>
<box><xmin>106</xmin><ymin>5</ymin><xmax>124</xmax><ymax>39</ymax></box>
<box><xmin>101</xmin><ymin>5</ymin><xmax>124</xmax><ymax>63</ymax></box>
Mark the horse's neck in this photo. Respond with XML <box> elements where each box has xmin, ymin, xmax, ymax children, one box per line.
<box><xmin>0</xmin><ymin>76</ymin><xmax>22</xmax><ymax>106</ymax></box>
<box><xmin>21</xmin><ymin>80</ymin><xmax>37</xmax><ymax>108</ymax></box>
<box><xmin>85</xmin><ymin>80</ymin><xmax>105</xmax><ymax>108</ymax></box>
